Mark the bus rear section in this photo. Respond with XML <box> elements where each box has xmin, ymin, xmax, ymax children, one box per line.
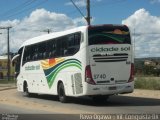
<box><xmin>84</xmin><ymin>25</ymin><xmax>134</xmax><ymax>96</ymax></box>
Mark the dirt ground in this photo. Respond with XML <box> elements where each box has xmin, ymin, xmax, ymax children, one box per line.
<box><xmin>0</xmin><ymin>88</ymin><xmax>159</xmax><ymax>114</ymax></box>
<box><xmin>0</xmin><ymin>88</ymin><xmax>90</xmax><ymax>114</ymax></box>
<box><xmin>121</xmin><ymin>89</ymin><xmax>160</xmax><ymax>99</ymax></box>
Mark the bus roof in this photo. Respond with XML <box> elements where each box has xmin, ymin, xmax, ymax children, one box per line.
<box><xmin>20</xmin><ymin>24</ymin><xmax>128</xmax><ymax>48</ymax></box>
<box><xmin>20</xmin><ymin>26</ymin><xmax>87</xmax><ymax>48</ymax></box>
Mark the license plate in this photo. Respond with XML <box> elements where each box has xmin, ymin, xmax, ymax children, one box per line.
<box><xmin>109</xmin><ymin>86</ymin><xmax>117</xmax><ymax>90</ymax></box>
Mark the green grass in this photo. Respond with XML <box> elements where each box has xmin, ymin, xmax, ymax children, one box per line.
<box><xmin>0</xmin><ymin>78</ymin><xmax>16</xmax><ymax>84</ymax></box>
<box><xmin>135</xmin><ymin>77</ymin><xmax>160</xmax><ymax>90</ymax></box>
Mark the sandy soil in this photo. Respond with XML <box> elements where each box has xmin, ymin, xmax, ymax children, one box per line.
<box><xmin>121</xmin><ymin>89</ymin><xmax>160</xmax><ymax>99</ymax></box>
<box><xmin>0</xmin><ymin>89</ymin><xmax>87</xmax><ymax>114</ymax></box>
<box><xmin>0</xmin><ymin>88</ymin><xmax>160</xmax><ymax>114</ymax></box>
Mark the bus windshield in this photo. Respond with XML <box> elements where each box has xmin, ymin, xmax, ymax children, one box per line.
<box><xmin>88</xmin><ymin>25</ymin><xmax>131</xmax><ymax>45</ymax></box>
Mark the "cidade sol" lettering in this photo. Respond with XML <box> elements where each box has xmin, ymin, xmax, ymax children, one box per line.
<box><xmin>91</xmin><ymin>46</ymin><xmax>130</xmax><ymax>52</ymax></box>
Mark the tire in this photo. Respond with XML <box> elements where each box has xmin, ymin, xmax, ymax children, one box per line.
<box><xmin>58</xmin><ymin>82</ymin><xmax>67</xmax><ymax>103</ymax></box>
<box><xmin>23</xmin><ymin>82</ymin><xmax>30</xmax><ymax>97</ymax></box>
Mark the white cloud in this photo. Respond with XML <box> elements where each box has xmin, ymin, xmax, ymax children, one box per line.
<box><xmin>66</xmin><ymin>0</ymin><xmax>86</xmax><ymax>7</ymax></box>
<box><xmin>0</xmin><ymin>8</ymin><xmax>86</xmax><ymax>54</ymax></box>
<box><xmin>150</xmin><ymin>0</ymin><xmax>160</xmax><ymax>4</ymax></box>
<box><xmin>122</xmin><ymin>8</ymin><xmax>160</xmax><ymax>58</ymax></box>
<box><xmin>73</xmin><ymin>17</ymin><xmax>87</xmax><ymax>26</ymax></box>
<box><xmin>0</xmin><ymin>19</ymin><xmax>20</xmax><ymax>27</ymax></box>
<box><xmin>73</xmin><ymin>16</ymin><xmax>95</xmax><ymax>26</ymax></box>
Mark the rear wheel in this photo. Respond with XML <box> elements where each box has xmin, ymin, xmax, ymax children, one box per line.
<box><xmin>58</xmin><ymin>82</ymin><xmax>67</xmax><ymax>103</ymax></box>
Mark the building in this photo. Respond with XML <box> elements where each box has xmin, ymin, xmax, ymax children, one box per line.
<box><xmin>144</xmin><ymin>60</ymin><xmax>156</xmax><ymax>66</ymax></box>
<box><xmin>0</xmin><ymin>55</ymin><xmax>15</xmax><ymax>79</ymax></box>
<box><xmin>144</xmin><ymin>59</ymin><xmax>160</xmax><ymax>76</ymax></box>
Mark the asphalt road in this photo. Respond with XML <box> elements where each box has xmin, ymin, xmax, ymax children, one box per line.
<box><xmin>16</xmin><ymin>91</ymin><xmax>160</xmax><ymax>114</ymax></box>
<box><xmin>0</xmin><ymin>103</ymin><xmax>79</xmax><ymax>120</ymax></box>
<box><xmin>0</xmin><ymin>89</ymin><xmax>160</xmax><ymax>120</ymax></box>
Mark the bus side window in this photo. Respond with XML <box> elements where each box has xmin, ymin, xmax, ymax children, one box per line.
<box><xmin>43</xmin><ymin>52</ymin><xmax>48</xmax><ymax>59</ymax></box>
<box><xmin>22</xmin><ymin>48</ymin><xmax>27</xmax><ymax>64</ymax></box>
<box><xmin>17</xmin><ymin>47</ymin><xmax>23</xmax><ymax>69</ymax></box>
<box><xmin>74</xmin><ymin>32</ymin><xmax>81</xmax><ymax>52</ymax></box>
<box><xmin>62</xmin><ymin>36</ymin><xmax>68</xmax><ymax>56</ymax></box>
<box><xmin>23</xmin><ymin>45</ymin><xmax>34</xmax><ymax>64</ymax></box>
<box><xmin>23</xmin><ymin>46</ymin><xmax>30</xmax><ymax>65</ymax></box>
<box><xmin>38</xmin><ymin>42</ymin><xmax>46</xmax><ymax>60</ymax></box>
<box><xmin>56</xmin><ymin>37</ymin><xmax>63</xmax><ymax>57</ymax></box>
<box><xmin>51</xmin><ymin>41</ymin><xmax>56</xmax><ymax>57</ymax></box>
<box><xmin>31</xmin><ymin>46</ymin><xmax>35</xmax><ymax>61</ymax></box>
<box><xmin>66</xmin><ymin>32</ymin><xmax>81</xmax><ymax>56</ymax></box>
<box><xmin>33</xmin><ymin>47</ymin><xmax>38</xmax><ymax>60</ymax></box>
<box><xmin>47</xmin><ymin>39</ymin><xmax>56</xmax><ymax>59</ymax></box>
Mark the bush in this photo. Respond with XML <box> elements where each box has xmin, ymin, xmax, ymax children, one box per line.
<box><xmin>135</xmin><ymin>77</ymin><xmax>160</xmax><ymax>90</ymax></box>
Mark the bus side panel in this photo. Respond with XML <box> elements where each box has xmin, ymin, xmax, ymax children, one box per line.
<box><xmin>20</xmin><ymin>62</ymin><xmax>40</xmax><ymax>93</ymax></box>
<box><xmin>16</xmin><ymin>47</ymin><xmax>25</xmax><ymax>93</ymax></box>
<box><xmin>64</xmin><ymin>57</ymin><xmax>83</xmax><ymax>96</ymax></box>
<box><xmin>65</xmin><ymin>29</ymin><xmax>88</xmax><ymax>97</ymax></box>
<box><xmin>17</xmin><ymin>75</ymin><xmax>24</xmax><ymax>92</ymax></box>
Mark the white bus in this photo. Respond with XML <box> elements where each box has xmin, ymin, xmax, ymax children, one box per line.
<box><xmin>12</xmin><ymin>24</ymin><xmax>134</xmax><ymax>103</ymax></box>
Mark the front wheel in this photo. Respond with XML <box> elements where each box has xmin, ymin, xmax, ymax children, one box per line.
<box><xmin>23</xmin><ymin>82</ymin><xmax>30</xmax><ymax>97</ymax></box>
<box><xmin>58</xmin><ymin>82</ymin><xmax>67</xmax><ymax>103</ymax></box>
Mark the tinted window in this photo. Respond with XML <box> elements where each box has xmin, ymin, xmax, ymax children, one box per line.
<box><xmin>16</xmin><ymin>47</ymin><xmax>23</xmax><ymax>72</ymax></box>
<box><xmin>38</xmin><ymin>42</ymin><xmax>46</xmax><ymax>59</ymax></box>
<box><xmin>55</xmin><ymin>32</ymin><xmax>81</xmax><ymax>57</ymax></box>
<box><xmin>23</xmin><ymin>45</ymin><xmax>34</xmax><ymax>64</ymax></box>
<box><xmin>67</xmin><ymin>32</ymin><xmax>81</xmax><ymax>55</ymax></box>
<box><xmin>47</xmin><ymin>40</ymin><xmax>56</xmax><ymax>58</ymax></box>
<box><xmin>22</xmin><ymin>32</ymin><xmax>81</xmax><ymax>65</ymax></box>
<box><xmin>88</xmin><ymin>26</ymin><xmax>131</xmax><ymax>45</ymax></box>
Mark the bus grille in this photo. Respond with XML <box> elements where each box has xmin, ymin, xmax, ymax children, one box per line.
<box><xmin>93</xmin><ymin>53</ymin><xmax>128</xmax><ymax>62</ymax></box>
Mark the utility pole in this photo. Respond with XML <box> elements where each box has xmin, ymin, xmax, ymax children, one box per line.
<box><xmin>86</xmin><ymin>0</ymin><xmax>91</xmax><ymax>25</ymax></box>
<box><xmin>0</xmin><ymin>26</ymin><xmax>12</xmax><ymax>81</ymax></box>
<box><xmin>70</xmin><ymin>0</ymin><xmax>91</xmax><ymax>25</ymax></box>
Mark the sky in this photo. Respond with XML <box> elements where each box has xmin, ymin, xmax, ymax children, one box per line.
<box><xmin>0</xmin><ymin>0</ymin><xmax>160</xmax><ymax>58</ymax></box>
